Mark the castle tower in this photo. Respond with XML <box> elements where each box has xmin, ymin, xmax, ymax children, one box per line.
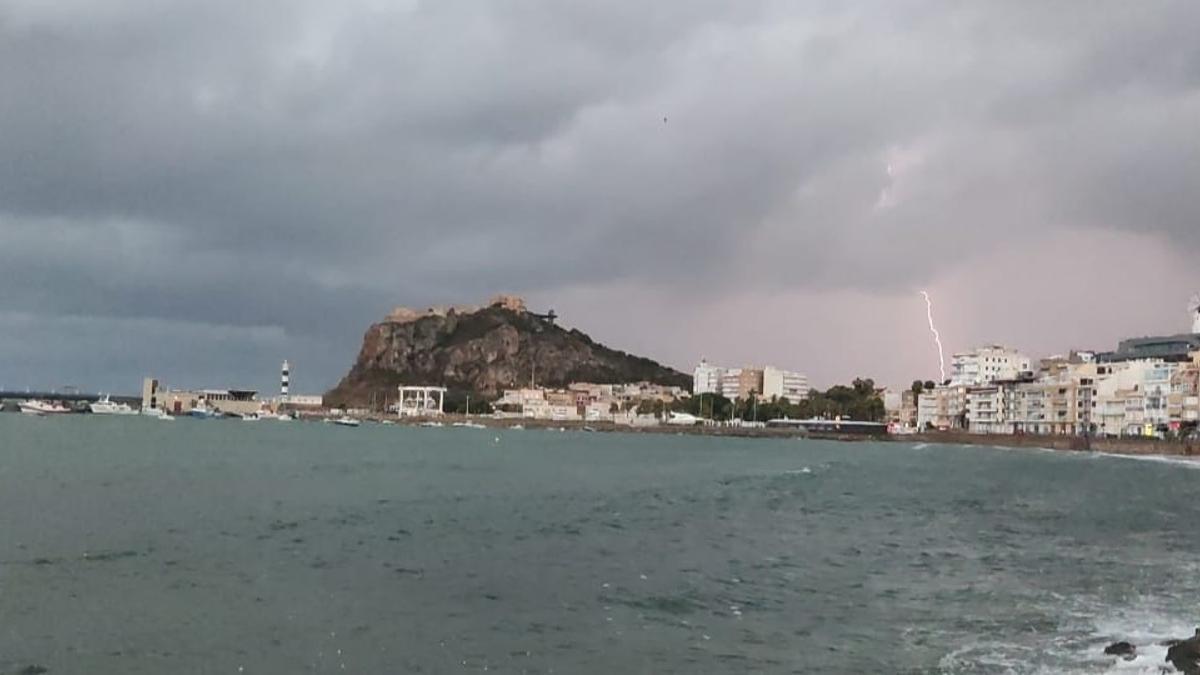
<box><xmin>281</xmin><ymin>360</ymin><xmax>290</xmax><ymax>399</ymax></box>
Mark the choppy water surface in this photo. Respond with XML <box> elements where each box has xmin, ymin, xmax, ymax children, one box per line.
<box><xmin>1</xmin><ymin>416</ymin><xmax>1197</xmax><ymax>674</ymax></box>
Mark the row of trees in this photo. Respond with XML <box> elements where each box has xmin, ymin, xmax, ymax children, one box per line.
<box><xmin>669</xmin><ymin>377</ymin><xmax>886</xmax><ymax>423</ymax></box>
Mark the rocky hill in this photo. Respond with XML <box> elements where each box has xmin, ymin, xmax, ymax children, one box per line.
<box><xmin>326</xmin><ymin>296</ymin><xmax>690</xmax><ymax>406</ymax></box>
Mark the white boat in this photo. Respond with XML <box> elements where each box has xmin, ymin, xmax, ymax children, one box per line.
<box><xmin>140</xmin><ymin>406</ymin><xmax>176</xmax><ymax>421</ymax></box>
<box><xmin>19</xmin><ymin>400</ymin><xmax>72</xmax><ymax>415</ymax></box>
<box><xmin>242</xmin><ymin>412</ymin><xmax>262</xmax><ymax>421</ymax></box>
<box><xmin>90</xmin><ymin>395</ymin><xmax>137</xmax><ymax>416</ymax></box>
<box><xmin>331</xmin><ymin>416</ymin><xmax>361</xmax><ymax>427</ymax></box>
<box><xmin>272</xmin><ymin>413</ymin><xmax>293</xmax><ymax>421</ymax></box>
<box><xmin>419</xmin><ymin>420</ymin><xmax>444</xmax><ymax>428</ymax></box>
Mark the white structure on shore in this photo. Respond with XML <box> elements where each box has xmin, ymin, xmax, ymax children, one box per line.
<box><xmin>397</xmin><ymin>386</ymin><xmax>447</xmax><ymax>417</ymax></box>
<box><xmin>693</xmin><ymin>360</ymin><xmax>723</xmax><ymax>395</ymax></box>
<box><xmin>949</xmin><ymin>345</ymin><xmax>1032</xmax><ymax>387</ymax></box>
<box><xmin>763</xmin><ymin>367</ymin><xmax>809</xmax><ymax>404</ymax></box>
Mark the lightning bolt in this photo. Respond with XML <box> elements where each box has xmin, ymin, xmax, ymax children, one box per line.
<box><xmin>920</xmin><ymin>291</ymin><xmax>946</xmax><ymax>383</ymax></box>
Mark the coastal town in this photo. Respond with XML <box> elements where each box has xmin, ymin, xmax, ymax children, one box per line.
<box><xmin>4</xmin><ymin>296</ymin><xmax>1200</xmax><ymax>444</ymax></box>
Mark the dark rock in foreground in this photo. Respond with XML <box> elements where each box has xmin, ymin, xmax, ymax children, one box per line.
<box><xmin>1166</xmin><ymin>629</ymin><xmax>1200</xmax><ymax>674</ymax></box>
<box><xmin>1104</xmin><ymin>640</ymin><xmax>1136</xmax><ymax>658</ymax></box>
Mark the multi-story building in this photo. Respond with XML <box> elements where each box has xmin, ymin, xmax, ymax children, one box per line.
<box><xmin>950</xmin><ymin>345</ymin><xmax>1032</xmax><ymax>387</ymax></box>
<box><xmin>965</xmin><ymin>360</ymin><xmax>1099</xmax><ymax>436</ymax></box>
<box><xmin>917</xmin><ymin>385</ymin><xmax>967</xmax><ymax>430</ymax></box>
<box><xmin>736</xmin><ymin>369</ymin><xmax>765</xmax><ymax>400</ymax></box>
<box><xmin>1011</xmin><ymin>378</ymin><xmax>1085</xmax><ymax>435</ymax></box>
<box><xmin>1167</xmin><ymin>355</ymin><xmax>1200</xmax><ymax>432</ymax></box>
<box><xmin>693</xmin><ymin>360</ymin><xmax>724</xmax><ymax>395</ymax></box>
<box><xmin>1098</xmin><ymin>334</ymin><xmax>1200</xmax><ymax>364</ymax></box>
<box><xmin>695</xmin><ymin>360</ymin><xmax>807</xmax><ymax>402</ymax></box>
<box><xmin>965</xmin><ymin>383</ymin><xmax>1011</xmax><ymax>434</ymax></box>
<box><xmin>1088</xmin><ymin>360</ymin><xmax>1184</xmax><ymax>437</ymax></box>
<box><xmin>763</xmin><ymin>367</ymin><xmax>809</xmax><ymax>404</ymax></box>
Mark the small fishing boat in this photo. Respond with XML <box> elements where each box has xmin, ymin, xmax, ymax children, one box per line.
<box><xmin>331</xmin><ymin>416</ymin><xmax>361</xmax><ymax>427</ymax></box>
<box><xmin>188</xmin><ymin>404</ymin><xmax>216</xmax><ymax>419</ymax></box>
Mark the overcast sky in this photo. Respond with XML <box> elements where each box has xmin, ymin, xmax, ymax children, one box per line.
<box><xmin>2</xmin><ymin>1</ymin><xmax>1199</xmax><ymax>395</ymax></box>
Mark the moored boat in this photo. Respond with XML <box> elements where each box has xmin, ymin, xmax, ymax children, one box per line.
<box><xmin>331</xmin><ymin>416</ymin><xmax>361</xmax><ymax>427</ymax></box>
<box><xmin>188</xmin><ymin>404</ymin><xmax>216</xmax><ymax>419</ymax></box>
<box><xmin>19</xmin><ymin>400</ymin><xmax>72</xmax><ymax>415</ymax></box>
<box><xmin>90</xmin><ymin>395</ymin><xmax>137</xmax><ymax>416</ymax></box>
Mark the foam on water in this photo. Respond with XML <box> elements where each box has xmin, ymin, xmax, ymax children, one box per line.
<box><xmin>1099</xmin><ymin>452</ymin><xmax>1200</xmax><ymax>470</ymax></box>
<box><xmin>1022</xmin><ymin>603</ymin><xmax>1194</xmax><ymax>674</ymax></box>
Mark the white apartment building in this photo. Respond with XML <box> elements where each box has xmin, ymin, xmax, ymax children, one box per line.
<box><xmin>762</xmin><ymin>367</ymin><xmax>809</xmax><ymax>404</ymax></box>
<box><xmin>1091</xmin><ymin>360</ymin><xmax>1179</xmax><ymax>437</ymax></box>
<box><xmin>950</xmin><ymin>345</ymin><xmax>1032</xmax><ymax>387</ymax></box>
<box><xmin>693</xmin><ymin>360</ymin><xmax>724</xmax><ymax>395</ymax></box>
<box><xmin>965</xmin><ymin>384</ymin><xmax>1011</xmax><ymax>434</ymax></box>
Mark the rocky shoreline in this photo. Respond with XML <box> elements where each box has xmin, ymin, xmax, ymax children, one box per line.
<box><xmin>1106</xmin><ymin>629</ymin><xmax>1200</xmax><ymax>673</ymax></box>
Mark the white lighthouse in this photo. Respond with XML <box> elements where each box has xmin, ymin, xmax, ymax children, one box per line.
<box><xmin>281</xmin><ymin>360</ymin><xmax>290</xmax><ymax>400</ymax></box>
<box><xmin>1191</xmin><ymin>295</ymin><xmax>1200</xmax><ymax>334</ymax></box>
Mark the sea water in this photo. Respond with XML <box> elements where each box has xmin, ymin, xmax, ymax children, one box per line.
<box><xmin>1</xmin><ymin>415</ymin><xmax>1197</xmax><ymax>674</ymax></box>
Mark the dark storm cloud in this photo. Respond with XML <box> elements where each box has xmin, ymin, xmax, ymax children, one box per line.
<box><xmin>1</xmin><ymin>0</ymin><xmax>1198</xmax><ymax>390</ymax></box>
